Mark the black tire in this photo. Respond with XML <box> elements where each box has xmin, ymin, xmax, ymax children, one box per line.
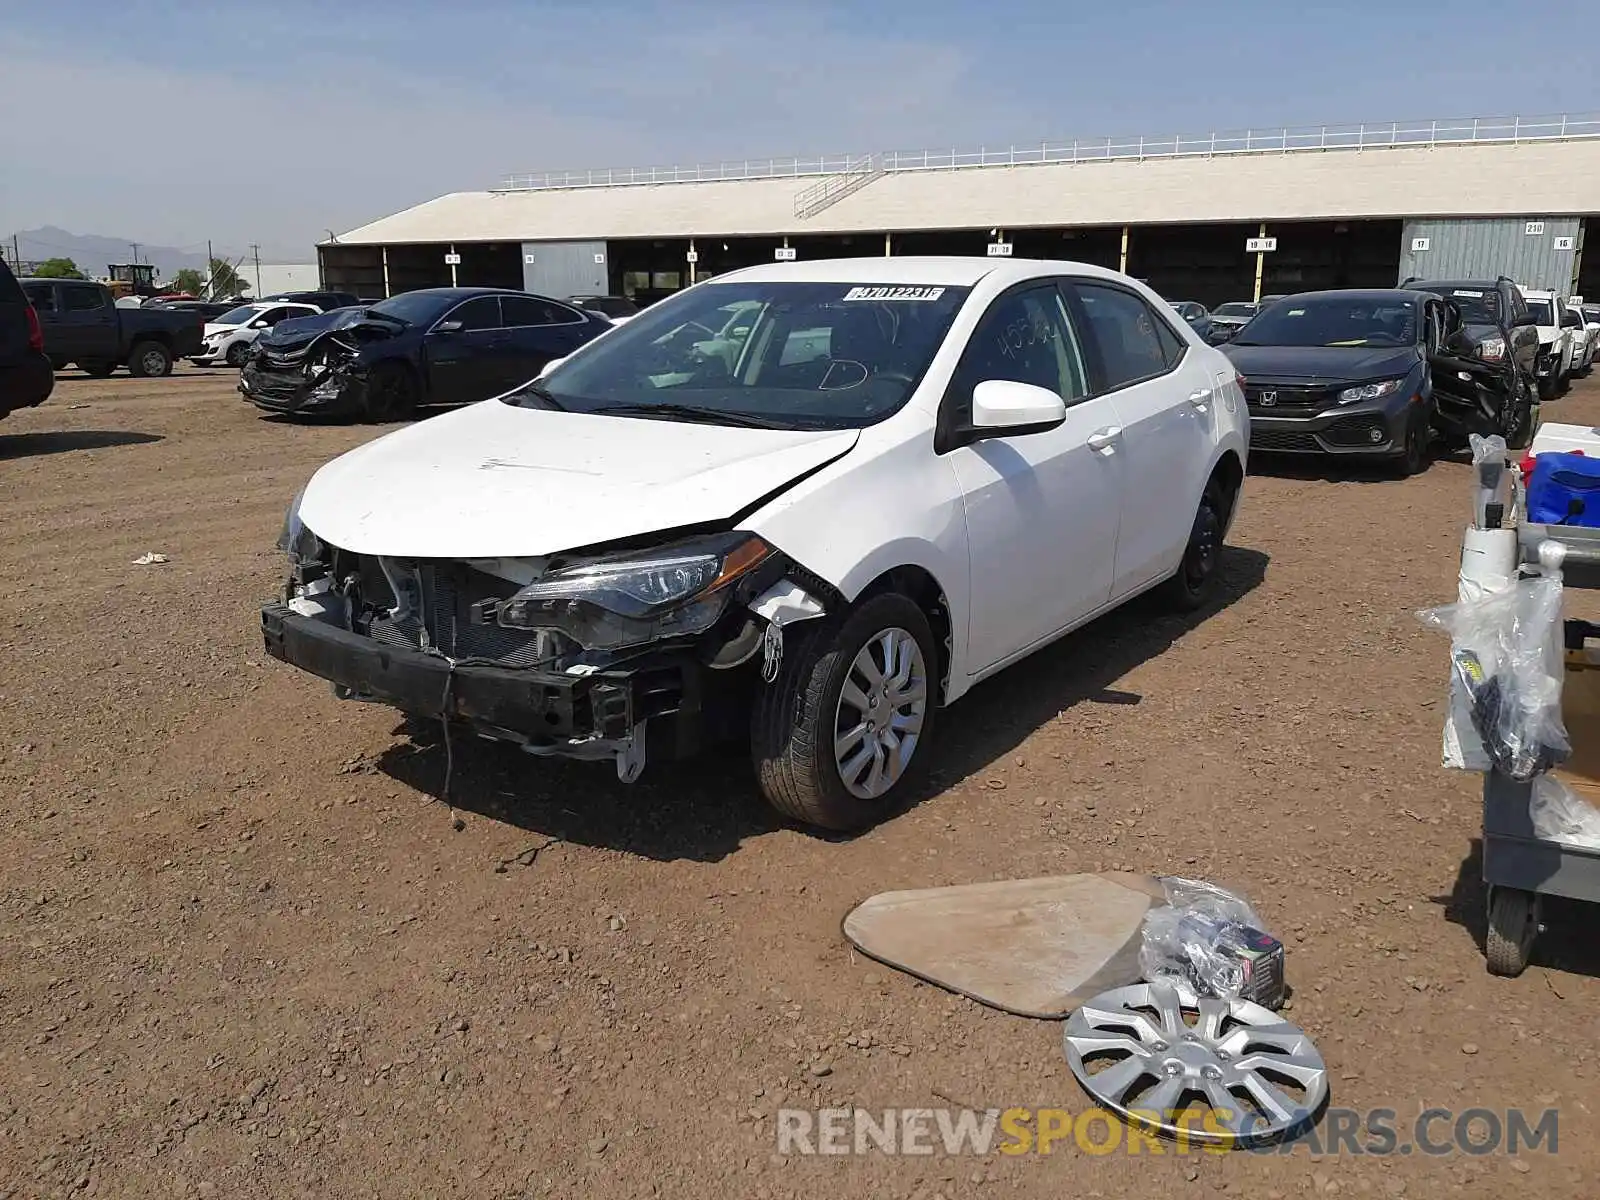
<box><xmin>128</xmin><ymin>341</ymin><xmax>173</xmax><ymax>378</ymax></box>
<box><xmin>1506</xmin><ymin>374</ymin><xmax>1536</xmax><ymax>451</ymax></box>
<box><xmin>225</xmin><ymin>341</ymin><xmax>250</xmax><ymax>368</ymax></box>
<box><xmin>78</xmin><ymin>359</ymin><xmax>116</xmax><ymax>378</ymax></box>
<box><xmin>1391</xmin><ymin>412</ymin><xmax>1432</xmax><ymax>477</ymax></box>
<box><xmin>1485</xmin><ymin>887</ymin><xmax>1539</xmax><ymax>977</ymax></box>
<box><xmin>1537</xmin><ymin>372</ymin><xmax>1557</xmax><ymax>403</ymax></box>
<box><xmin>364</xmin><ymin>361</ymin><xmax>418</xmax><ymax>422</ymax></box>
<box><xmin>1159</xmin><ymin>477</ymin><xmax>1230</xmax><ymax>612</ymax></box>
<box><xmin>752</xmin><ymin>592</ymin><xmax>938</xmax><ymax>831</ymax></box>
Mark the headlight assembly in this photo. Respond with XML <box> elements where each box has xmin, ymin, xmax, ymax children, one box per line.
<box><xmin>1337</xmin><ymin>378</ymin><xmax>1405</xmax><ymax>404</ymax></box>
<box><xmin>1475</xmin><ymin>337</ymin><xmax>1507</xmax><ymax>363</ymax></box>
<box><xmin>276</xmin><ymin>483</ymin><xmax>324</xmax><ymax>564</ymax></box>
<box><xmin>496</xmin><ymin>532</ymin><xmax>775</xmax><ymax>649</ymax></box>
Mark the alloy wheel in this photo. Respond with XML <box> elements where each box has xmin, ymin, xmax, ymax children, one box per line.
<box><xmin>832</xmin><ymin>627</ymin><xmax>928</xmax><ymax>800</ymax></box>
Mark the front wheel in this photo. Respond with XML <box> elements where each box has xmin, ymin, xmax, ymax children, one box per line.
<box><xmin>752</xmin><ymin>593</ymin><xmax>937</xmax><ymax>831</ymax></box>
<box><xmin>363</xmin><ymin>362</ymin><xmax>418</xmax><ymax>422</ymax></box>
<box><xmin>225</xmin><ymin>341</ymin><xmax>250</xmax><ymax>368</ymax></box>
<box><xmin>128</xmin><ymin>341</ymin><xmax>173</xmax><ymax>378</ymax></box>
<box><xmin>1506</xmin><ymin>373</ymin><xmax>1536</xmax><ymax>450</ymax></box>
<box><xmin>1392</xmin><ymin>411</ymin><xmax>1432</xmax><ymax>477</ymax></box>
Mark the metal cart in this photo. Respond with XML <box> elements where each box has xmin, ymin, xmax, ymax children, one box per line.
<box><xmin>1480</xmin><ymin>520</ymin><xmax>1600</xmax><ymax>976</ymax></box>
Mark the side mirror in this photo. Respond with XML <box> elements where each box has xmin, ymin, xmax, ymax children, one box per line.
<box><xmin>970</xmin><ymin>379</ymin><xmax>1067</xmax><ymax>438</ymax></box>
<box><xmin>434</xmin><ymin>319</ymin><xmax>464</xmax><ymax>334</ymax></box>
<box><xmin>249</xmin><ymin>319</ymin><xmax>268</xmax><ymax>329</ymax></box>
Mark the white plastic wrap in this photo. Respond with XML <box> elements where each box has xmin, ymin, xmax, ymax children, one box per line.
<box><xmin>1530</xmin><ymin>776</ymin><xmax>1600</xmax><ymax>849</ymax></box>
<box><xmin>1137</xmin><ymin>878</ymin><xmax>1283</xmax><ymax>1006</ymax></box>
<box><xmin>1418</xmin><ymin>575</ymin><xmax>1571</xmax><ymax>781</ymax></box>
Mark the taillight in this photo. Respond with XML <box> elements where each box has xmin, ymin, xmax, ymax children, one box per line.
<box><xmin>25</xmin><ymin>304</ymin><xmax>43</xmax><ymax>353</ymax></box>
<box><xmin>1235</xmin><ymin>372</ymin><xmax>1247</xmax><ymax>392</ymax></box>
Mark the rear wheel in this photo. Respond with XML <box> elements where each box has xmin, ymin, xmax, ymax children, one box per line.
<box><xmin>1159</xmin><ymin>477</ymin><xmax>1230</xmax><ymax>612</ymax></box>
<box><xmin>128</xmin><ymin>341</ymin><xmax>173</xmax><ymax>378</ymax></box>
<box><xmin>78</xmin><ymin>359</ymin><xmax>116</xmax><ymax>378</ymax></box>
<box><xmin>363</xmin><ymin>362</ymin><xmax>418</xmax><ymax>422</ymax></box>
<box><xmin>752</xmin><ymin>593</ymin><xmax>937</xmax><ymax>831</ymax></box>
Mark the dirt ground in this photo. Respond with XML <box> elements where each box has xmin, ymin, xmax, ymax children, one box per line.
<box><xmin>2</xmin><ymin>365</ymin><xmax>1598</xmax><ymax>1199</ymax></box>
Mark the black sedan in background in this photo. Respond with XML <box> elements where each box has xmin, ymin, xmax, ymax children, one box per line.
<box><xmin>1223</xmin><ymin>289</ymin><xmax>1449</xmax><ymax>475</ymax></box>
<box><xmin>240</xmin><ymin>288</ymin><xmax>611</xmax><ymax>420</ymax></box>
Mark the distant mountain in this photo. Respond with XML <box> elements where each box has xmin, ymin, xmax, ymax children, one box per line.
<box><xmin>4</xmin><ymin>227</ymin><xmax>308</xmax><ymax>280</ymax></box>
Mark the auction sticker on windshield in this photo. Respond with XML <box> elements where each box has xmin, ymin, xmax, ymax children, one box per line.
<box><xmin>843</xmin><ymin>286</ymin><xmax>947</xmax><ymax>302</ymax></box>
<box><xmin>1453</xmin><ymin>290</ymin><xmax>1484</xmax><ymax>298</ymax></box>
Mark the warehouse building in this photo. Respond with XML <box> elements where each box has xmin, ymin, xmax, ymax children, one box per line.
<box><xmin>320</xmin><ymin>114</ymin><xmax>1600</xmax><ymax>308</ymax></box>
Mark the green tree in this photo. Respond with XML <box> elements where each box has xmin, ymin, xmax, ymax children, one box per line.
<box><xmin>34</xmin><ymin>257</ymin><xmax>85</xmax><ymax>279</ymax></box>
<box><xmin>171</xmin><ymin>268</ymin><xmax>206</xmax><ymax>296</ymax></box>
<box><xmin>208</xmin><ymin>258</ymin><xmax>249</xmax><ymax>298</ymax></box>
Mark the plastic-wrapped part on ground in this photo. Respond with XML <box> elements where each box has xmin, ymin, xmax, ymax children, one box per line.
<box><xmin>1137</xmin><ymin>877</ymin><xmax>1286</xmax><ymax>1009</ymax></box>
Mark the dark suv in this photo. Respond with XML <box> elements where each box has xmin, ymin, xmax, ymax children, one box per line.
<box><xmin>0</xmin><ymin>259</ymin><xmax>54</xmax><ymax>419</ymax></box>
<box><xmin>1405</xmin><ymin>277</ymin><xmax>1539</xmax><ymax>442</ymax></box>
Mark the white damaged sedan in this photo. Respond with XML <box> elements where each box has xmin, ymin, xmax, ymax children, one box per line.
<box><xmin>265</xmin><ymin>258</ymin><xmax>1248</xmax><ymax>830</ymax></box>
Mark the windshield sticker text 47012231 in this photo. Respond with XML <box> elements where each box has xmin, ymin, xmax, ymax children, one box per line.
<box><xmin>842</xmin><ymin>286</ymin><xmax>946</xmax><ymax>302</ymax></box>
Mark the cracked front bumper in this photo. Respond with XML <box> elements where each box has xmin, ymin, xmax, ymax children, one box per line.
<box><xmin>260</xmin><ymin>603</ymin><xmax>729</xmax><ymax>757</ymax></box>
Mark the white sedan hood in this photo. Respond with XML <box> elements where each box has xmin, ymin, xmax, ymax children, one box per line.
<box><xmin>298</xmin><ymin>399</ymin><xmax>859</xmax><ymax>559</ymax></box>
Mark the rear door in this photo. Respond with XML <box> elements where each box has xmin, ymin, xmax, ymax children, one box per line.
<box><xmin>58</xmin><ymin>282</ymin><xmax>118</xmax><ymax>363</ymax></box>
<box><xmin>1506</xmin><ymin>287</ymin><xmax>1539</xmax><ymax>379</ymax></box>
<box><xmin>424</xmin><ymin>296</ymin><xmax>504</xmax><ymax>402</ymax></box>
<box><xmin>500</xmin><ymin>295</ymin><xmax>599</xmax><ymax>387</ymax></box>
<box><xmin>1066</xmin><ymin>279</ymin><xmax>1215</xmax><ymax>599</ymax></box>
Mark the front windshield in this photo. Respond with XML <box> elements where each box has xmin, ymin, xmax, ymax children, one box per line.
<box><xmin>215</xmin><ymin>304</ymin><xmax>263</xmax><ymax>325</ymax></box>
<box><xmin>509</xmin><ymin>280</ymin><xmax>971</xmax><ymax>429</ymax></box>
<box><xmin>1233</xmin><ymin>296</ymin><xmax>1417</xmax><ymax>348</ymax></box>
<box><xmin>1524</xmin><ymin>299</ymin><xmax>1554</xmax><ymax>325</ymax></box>
<box><xmin>366</xmin><ymin>292</ymin><xmax>450</xmax><ymax>326</ymax></box>
<box><xmin>1214</xmin><ymin>303</ymin><xmax>1257</xmax><ymax>318</ymax></box>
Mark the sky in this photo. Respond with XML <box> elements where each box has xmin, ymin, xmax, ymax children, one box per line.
<box><xmin>1</xmin><ymin>0</ymin><xmax>1593</xmax><ymax>260</ymax></box>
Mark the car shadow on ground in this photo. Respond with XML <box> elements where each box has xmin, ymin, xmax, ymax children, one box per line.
<box><xmin>377</xmin><ymin>546</ymin><xmax>1270</xmax><ymax>863</ymax></box>
<box><xmin>0</xmin><ymin>430</ymin><xmax>163</xmax><ymax>459</ymax></box>
<box><xmin>1433</xmin><ymin>839</ymin><xmax>1600</xmax><ymax>981</ymax></box>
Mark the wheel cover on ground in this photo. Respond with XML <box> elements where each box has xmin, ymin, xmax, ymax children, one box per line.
<box><xmin>1064</xmin><ymin>981</ymin><xmax>1328</xmax><ymax>1148</ymax></box>
<box><xmin>832</xmin><ymin>627</ymin><xmax>928</xmax><ymax>800</ymax></box>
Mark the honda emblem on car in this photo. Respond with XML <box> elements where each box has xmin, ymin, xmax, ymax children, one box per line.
<box><xmin>1259</xmin><ymin>390</ymin><xmax>1277</xmax><ymax>406</ymax></box>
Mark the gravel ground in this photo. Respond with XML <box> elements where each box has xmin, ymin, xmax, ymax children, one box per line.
<box><xmin>2</xmin><ymin>366</ymin><xmax>1598</xmax><ymax>1198</ymax></box>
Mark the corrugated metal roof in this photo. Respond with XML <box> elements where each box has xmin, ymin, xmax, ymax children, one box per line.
<box><xmin>332</xmin><ymin>140</ymin><xmax>1600</xmax><ymax>246</ymax></box>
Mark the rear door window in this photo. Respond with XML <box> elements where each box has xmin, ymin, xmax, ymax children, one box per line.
<box><xmin>23</xmin><ymin>283</ymin><xmax>57</xmax><ymax>312</ymax></box>
<box><xmin>501</xmin><ymin>295</ymin><xmax>583</xmax><ymax>328</ymax></box>
<box><xmin>1071</xmin><ymin>282</ymin><xmax>1181</xmax><ymax>390</ymax></box>
<box><xmin>63</xmin><ymin>284</ymin><xmax>104</xmax><ymax>313</ymax></box>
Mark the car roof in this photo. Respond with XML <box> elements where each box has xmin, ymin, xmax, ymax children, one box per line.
<box><xmin>1518</xmin><ymin>287</ymin><xmax>1556</xmax><ymax>299</ymax></box>
<box><xmin>1410</xmin><ymin>279</ymin><xmax>1507</xmax><ymax>291</ymax></box>
<box><xmin>1271</xmin><ymin>288</ymin><xmax>1426</xmax><ymax>303</ymax></box>
<box><xmin>710</xmin><ymin>255</ymin><xmax>1137</xmax><ymax>289</ymax></box>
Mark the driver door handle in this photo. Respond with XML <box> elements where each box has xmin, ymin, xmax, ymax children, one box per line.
<box><xmin>1086</xmin><ymin>426</ymin><xmax>1122</xmax><ymax>454</ymax></box>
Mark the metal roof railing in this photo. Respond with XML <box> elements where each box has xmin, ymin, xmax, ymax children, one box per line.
<box><xmin>496</xmin><ymin>112</ymin><xmax>1600</xmax><ymax>193</ymax></box>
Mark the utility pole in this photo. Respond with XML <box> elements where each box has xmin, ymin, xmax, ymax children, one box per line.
<box><xmin>250</xmin><ymin>243</ymin><xmax>261</xmax><ymax>296</ymax></box>
<box><xmin>9</xmin><ymin>235</ymin><xmax>17</xmax><ymax>267</ymax></box>
<box><xmin>206</xmin><ymin>240</ymin><xmax>214</xmax><ymax>299</ymax></box>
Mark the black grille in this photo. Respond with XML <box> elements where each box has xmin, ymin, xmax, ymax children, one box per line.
<box><xmin>241</xmin><ymin>364</ymin><xmax>308</xmax><ymax>403</ymax></box>
<box><xmin>361</xmin><ymin>562</ymin><xmax>560</xmax><ymax>668</ymax></box>
<box><xmin>1250</xmin><ymin>428</ymin><xmax>1321</xmax><ymax>453</ymax></box>
<box><xmin>1246</xmin><ymin>384</ymin><xmax>1336</xmax><ymax>413</ymax></box>
<box><xmin>1324</xmin><ymin>414</ymin><xmax>1392</xmax><ymax>448</ymax></box>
